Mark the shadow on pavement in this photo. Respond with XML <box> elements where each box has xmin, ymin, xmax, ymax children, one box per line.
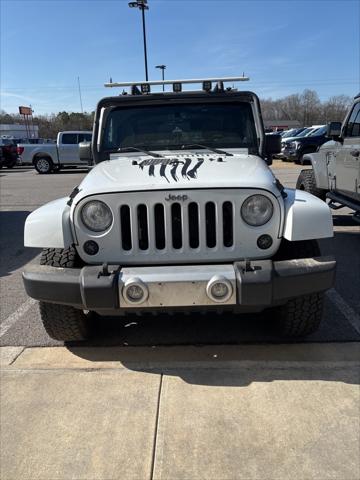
<box><xmin>0</xmin><ymin>167</ymin><xmax>34</xmax><ymax>173</ymax></box>
<box><xmin>54</xmin><ymin>169</ymin><xmax>89</xmax><ymax>175</ymax></box>
<box><xmin>66</xmin><ymin>341</ymin><xmax>360</xmax><ymax>386</ymax></box>
<box><xmin>0</xmin><ymin>211</ymin><xmax>40</xmax><ymax>277</ymax></box>
<box><xmin>68</xmin><ymin>293</ymin><xmax>359</xmax><ymax>348</ymax></box>
<box><xmin>332</xmin><ymin>214</ymin><xmax>360</xmax><ymax>227</ymax></box>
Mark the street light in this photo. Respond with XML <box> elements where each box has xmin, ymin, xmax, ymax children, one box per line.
<box><xmin>155</xmin><ymin>64</ymin><xmax>166</xmax><ymax>91</ymax></box>
<box><xmin>128</xmin><ymin>0</ymin><xmax>149</xmax><ymax>81</ymax></box>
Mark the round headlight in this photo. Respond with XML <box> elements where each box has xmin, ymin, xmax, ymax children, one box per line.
<box><xmin>241</xmin><ymin>195</ymin><xmax>273</xmax><ymax>226</ymax></box>
<box><xmin>81</xmin><ymin>200</ymin><xmax>113</xmax><ymax>232</ymax></box>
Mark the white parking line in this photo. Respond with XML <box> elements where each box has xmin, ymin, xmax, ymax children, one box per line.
<box><xmin>0</xmin><ymin>298</ymin><xmax>36</xmax><ymax>338</ymax></box>
<box><xmin>326</xmin><ymin>288</ymin><xmax>360</xmax><ymax>334</ymax></box>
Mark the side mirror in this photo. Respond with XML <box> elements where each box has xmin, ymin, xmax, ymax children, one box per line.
<box><xmin>326</xmin><ymin>121</ymin><xmax>342</xmax><ymax>138</ymax></box>
<box><xmin>264</xmin><ymin>134</ymin><xmax>282</xmax><ymax>165</ymax></box>
<box><xmin>265</xmin><ymin>134</ymin><xmax>281</xmax><ymax>154</ymax></box>
<box><xmin>79</xmin><ymin>141</ymin><xmax>92</xmax><ymax>163</ymax></box>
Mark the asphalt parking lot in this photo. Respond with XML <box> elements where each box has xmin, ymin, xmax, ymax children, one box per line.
<box><xmin>0</xmin><ymin>161</ymin><xmax>359</xmax><ymax>347</ymax></box>
<box><xmin>1</xmin><ymin>162</ymin><xmax>359</xmax><ymax>480</ymax></box>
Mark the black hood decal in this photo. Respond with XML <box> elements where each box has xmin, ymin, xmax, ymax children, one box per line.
<box><xmin>132</xmin><ymin>156</ymin><xmax>224</xmax><ymax>183</ymax></box>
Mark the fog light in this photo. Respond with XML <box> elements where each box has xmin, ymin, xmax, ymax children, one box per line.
<box><xmin>206</xmin><ymin>276</ymin><xmax>233</xmax><ymax>303</ymax></box>
<box><xmin>211</xmin><ymin>282</ymin><xmax>229</xmax><ymax>298</ymax></box>
<box><xmin>83</xmin><ymin>240</ymin><xmax>99</xmax><ymax>255</ymax></box>
<box><xmin>123</xmin><ymin>278</ymin><xmax>148</xmax><ymax>305</ymax></box>
<box><xmin>141</xmin><ymin>83</ymin><xmax>150</xmax><ymax>94</ymax></box>
<box><xmin>127</xmin><ymin>285</ymin><xmax>144</xmax><ymax>301</ymax></box>
<box><xmin>173</xmin><ymin>82</ymin><xmax>182</xmax><ymax>92</ymax></box>
<box><xmin>257</xmin><ymin>234</ymin><xmax>273</xmax><ymax>250</ymax></box>
<box><xmin>202</xmin><ymin>81</ymin><xmax>212</xmax><ymax>92</ymax></box>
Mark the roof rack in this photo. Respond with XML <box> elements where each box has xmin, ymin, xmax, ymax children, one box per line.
<box><xmin>104</xmin><ymin>76</ymin><xmax>250</xmax><ymax>94</ymax></box>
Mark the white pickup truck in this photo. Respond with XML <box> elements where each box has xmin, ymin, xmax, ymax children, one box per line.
<box><xmin>17</xmin><ymin>131</ymin><xmax>92</xmax><ymax>174</ymax></box>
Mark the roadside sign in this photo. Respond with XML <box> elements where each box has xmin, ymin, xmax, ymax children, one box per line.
<box><xmin>19</xmin><ymin>106</ymin><xmax>33</xmax><ymax>115</ymax></box>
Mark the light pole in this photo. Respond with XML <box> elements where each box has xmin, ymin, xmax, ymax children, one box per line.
<box><xmin>128</xmin><ymin>0</ymin><xmax>149</xmax><ymax>81</ymax></box>
<box><xmin>155</xmin><ymin>64</ymin><xmax>166</xmax><ymax>91</ymax></box>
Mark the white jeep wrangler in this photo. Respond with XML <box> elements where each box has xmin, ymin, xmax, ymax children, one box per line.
<box><xmin>297</xmin><ymin>93</ymin><xmax>360</xmax><ymax>223</ymax></box>
<box><xmin>22</xmin><ymin>77</ymin><xmax>336</xmax><ymax>341</ymax></box>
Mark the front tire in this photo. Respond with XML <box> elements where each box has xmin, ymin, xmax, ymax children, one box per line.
<box><xmin>39</xmin><ymin>247</ymin><xmax>90</xmax><ymax>341</ymax></box>
<box><xmin>272</xmin><ymin>239</ymin><xmax>325</xmax><ymax>337</ymax></box>
<box><xmin>296</xmin><ymin>169</ymin><xmax>326</xmax><ymax>200</ymax></box>
<box><xmin>39</xmin><ymin>303</ymin><xmax>88</xmax><ymax>341</ymax></box>
<box><xmin>34</xmin><ymin>157</ymin><xmax>53</xmax><ymax>174</ymax></box>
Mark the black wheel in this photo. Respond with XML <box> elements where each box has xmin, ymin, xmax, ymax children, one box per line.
<box><xmin>276</xmin><ymin>293</ymin><xmax>324</xmax><ymax>337</ymax></box>
<box><xmin>296</xmin><ymin>169</ymin><xmax>326</xmax><ymax>200</ymax></box>
<box><xmin>39</xmin><ymin>247</ymin><xmax>90</xmax><ymax>341</ymax></box>
<box><xmin>272</xmin><ymin>239</ymin><xmax>324</xmax><ymax>337</ymax></box>
<box><xmin>34</xmin><ymin>157</ymin><xmax>53</xmax><ymax>174</ymax></box>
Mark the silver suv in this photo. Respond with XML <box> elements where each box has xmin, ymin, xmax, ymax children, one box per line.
<box><xmin>22</xmin><ymin>77</ymin><xmax>336</xmax><ymax>341</ymax></box>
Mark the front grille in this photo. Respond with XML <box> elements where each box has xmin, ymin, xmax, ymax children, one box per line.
<box><xmin>75</xmin><ymin>189</ymin><xmax>281</xmax><ymax>265</ymax></box>
<box><xmin>120</xmin><ymin>200</ymin><xmax>234</xmax><ymax>253</ymax></box>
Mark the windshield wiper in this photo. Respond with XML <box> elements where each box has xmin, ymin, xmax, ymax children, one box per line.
<box><xmin>180</xmin><ymin>144</ymin><xmax>233</xmax><ymax>156</ymax></box>
<box><xmin>106</xmin><ymin>146</ymin><xmax>164</xmax><ymax>158</ymax></box>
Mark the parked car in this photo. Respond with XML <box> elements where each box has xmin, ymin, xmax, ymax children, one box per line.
<box><xmin>22</xmin><ymin>76</ymin><xmax>335</xmax><ymax>342</ymax></box>
<box><xmin>0</xmin><ymin>138</ymin><xmax>18</xmax><ymax>169</ymax></box>
<box><xmin>276</xmin><ymin>127</ymin><xmax>317</xmax><ymax>160</ymax></box>
<box><xmin>17</xmin><ymin>131</ymin><xmax>92</xmax><ymax>173</ymax></box>
<box><xmin>281</xmin><ymin>128</ymin><xmax>303</xmax><ymax>139</ymax></box>
<box><xmin>281</xmin><ymin>125</ymin><xmax>328</xmax><ymax>164</ymax></box>
<box><xmin>297</xmin><ymin>94</ymin><xmax>360</xmax><ymax>223</ymax></box>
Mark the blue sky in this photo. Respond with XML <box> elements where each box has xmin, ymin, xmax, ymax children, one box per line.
<box><xmin>1</xmin><ymin>0</ymin><xmax>359</xmax><ymax>114</ymax></box>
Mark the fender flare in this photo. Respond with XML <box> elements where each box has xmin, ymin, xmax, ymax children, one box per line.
<box><xmin>24</xmin><ymin>197</ymin><xmax>74</xmax><ymax>248</ymax></box>
<box><xmin>302</xmin><ymin>151</ymin><xmax>330</xmax><ymax>190</ymax></box>
<box><xmin>282</xmin><ymin>188</ymin><xmax>333</xmax><ymax>241</ymax></box>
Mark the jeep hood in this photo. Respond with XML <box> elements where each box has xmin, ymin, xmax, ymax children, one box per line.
<box><xmin>75</xmin><ymin>152</ymin><xmax>280</xmax><ymax>201</ymax></box>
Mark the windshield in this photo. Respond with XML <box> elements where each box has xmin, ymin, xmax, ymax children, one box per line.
<box><xmin>309</xmin><ymin>125</ymin><xmax>326</xmax><ymax>136</ymax></box>
<box><xmin>282</xmin><ymin>129</ymin><xmax>297</xmax><ymax>138</ymax></box>
<box><xmin>296</xmin><ymin>128</ymin><xmax>313</xmax><ymax>137</ymax></box>
<box><xmin>103</xmin><ymin>102</ymin><xmax>258</xmax><ymax>153</ymax></box>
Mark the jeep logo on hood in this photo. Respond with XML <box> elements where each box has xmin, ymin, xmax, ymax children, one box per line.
<box><xmin>165</xmin><ymin>194</ymin><xmax>188</xmax><ymax>201</ymax></box>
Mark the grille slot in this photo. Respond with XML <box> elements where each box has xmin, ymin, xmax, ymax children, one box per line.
<box><xmin>154</xmin><ymin>203</ymin><xmax>166</xmax><ymax>250</ymax></box>
<box><xmin>222</xmin><ymin>201</ymin><xmax>234</xmax><ymax>247</ymax></box>
<box><xmin>120</xmin><ymin>205</ymin><xmax>132</xmax><ymax>251</ymax></box>
<box><xmin>188</xmin><ymin>202</ymin><xmax>199</xmax><ymax>248</ymax></box>
<box><xmin>137</xmin><ymin>204</ymin><xmax>149</xmax><ymax>250</ymax></box>
<box><xmin>205</xmin><ymin>202</ymin><xmax>216</xmax><ymax>248</ymax></box>
<box><xmin>171</xmin><ymin>203</ymin><xmax>182</xmax><ymax>249</ymax></box>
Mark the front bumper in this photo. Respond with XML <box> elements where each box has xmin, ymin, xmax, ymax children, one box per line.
<box><xmin>281</xmin><ymin>148</ymin><xmax>299</xmax><ymax>161</ymax></box>
<box><xmin>23</xmin><ymin>257</ymin><xmax>336</xmax><ymax>314</ymax></box>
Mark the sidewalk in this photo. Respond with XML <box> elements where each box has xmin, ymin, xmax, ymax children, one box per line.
<box><xmin>1</xmin><ymin>343</ymin><xmax>359</xmax><ymax>480</ymax></box>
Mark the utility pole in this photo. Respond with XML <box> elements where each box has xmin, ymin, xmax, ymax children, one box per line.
<box><xmin>77</xmin><ymin>76</ymin><xmax>84</xmax><ymax>114</ymax></box>
<box><xmin>128</xmin><ymin>0</ymin><xmax>149</xmax><ymax>81</ymax></box>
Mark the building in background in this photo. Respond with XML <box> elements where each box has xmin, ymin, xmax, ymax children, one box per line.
<box><xmin>0</xmin><ymin>123</ymin><xmax>39</xmax><ymax>140</ymax></box>
<box><xmin>264</xmin><ymin>120</ymin><xmax>301</xmax><ymax>132</ymax></box>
